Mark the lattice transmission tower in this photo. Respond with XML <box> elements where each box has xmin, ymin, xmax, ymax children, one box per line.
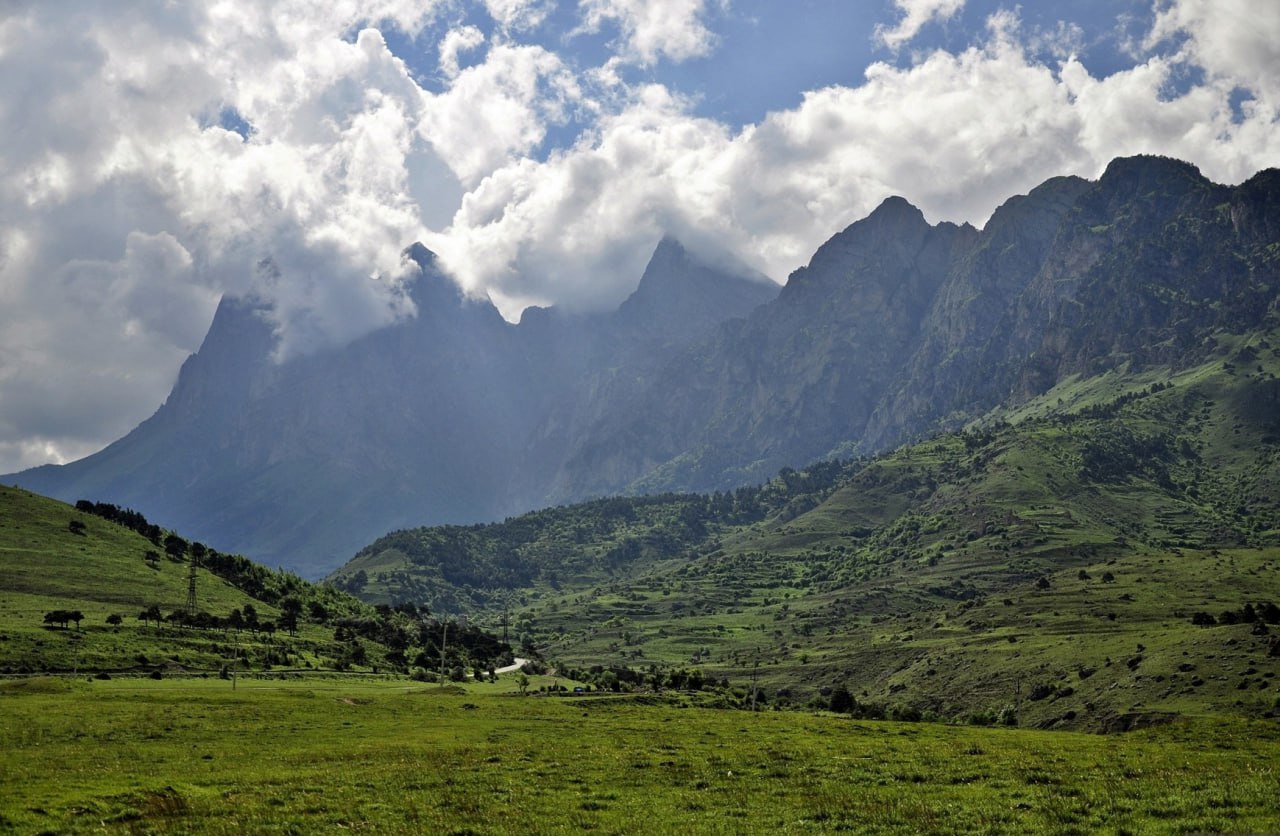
<box><xmin>185</xmin><ymin>552</ymin><xmax>199</xmax><ymax>616</ymax></box>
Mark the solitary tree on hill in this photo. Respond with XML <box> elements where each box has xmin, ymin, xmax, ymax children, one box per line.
<box><xmin>829</xmin><ymin>685</ymin><xmax>855</xmax><ymax>714</ymax></box>
<box><xmin>243</xmin><ymin>604</ymin><xmax>260</xmax><ymax>634</ymax></box>
<box><xmin>163</xmin><ymin>533</ymin><xmax>188</xmax><ymax>560</ymax></box>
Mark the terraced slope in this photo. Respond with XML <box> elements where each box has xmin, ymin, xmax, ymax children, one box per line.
<box><xmin>337</xmin><ymin>331</ymin><xmax>1280</xmax><ymax>727</ymax></box>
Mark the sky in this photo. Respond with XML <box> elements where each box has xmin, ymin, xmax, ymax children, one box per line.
<box><xmin>0</xmin><ymin>0</ymin><xmax>1278</xmax><ymax>474</ymax></box>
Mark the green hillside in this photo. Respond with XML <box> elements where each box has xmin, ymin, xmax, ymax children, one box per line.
<box><xmin>334</xmin><ymin>328</ymin><xmax>1280</xmax><ymax>728</ymax></box>
<box><xmin>0</xmin><ymin>488</ymin><xmax>511</xmax><ymax>677</ymax></box>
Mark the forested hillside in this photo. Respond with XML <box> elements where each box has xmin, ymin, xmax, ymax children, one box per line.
<box><xmin>335</xmin><ymin>331</ymin><xmax>1280</xmax><ymax>728</ymax></box>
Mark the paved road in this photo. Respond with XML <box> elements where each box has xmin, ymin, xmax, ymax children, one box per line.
<box><xmin>493</xmin><ymin>657</ymin><xmax>530</xmax><ymax>675</ymax></box>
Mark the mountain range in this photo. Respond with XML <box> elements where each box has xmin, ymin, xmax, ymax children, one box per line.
<box><xmin>8</xmin><ymin>154</ymin><xmax>1278</xmax><ymax>579</ymax></box>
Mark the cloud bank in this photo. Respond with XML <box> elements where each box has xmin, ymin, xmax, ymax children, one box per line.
<box><xmin>1</xmin><ymin>1</ymin><xmax>1277</xmax><ymax>472</ymax></box>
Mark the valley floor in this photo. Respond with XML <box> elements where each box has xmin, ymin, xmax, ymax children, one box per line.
<box><xmin>2</xmin><ymin>675</ymin><xmax>1279</xmax><ymax>834</ymax></box>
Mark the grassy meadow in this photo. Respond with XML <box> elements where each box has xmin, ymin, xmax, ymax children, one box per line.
<box><xmin>3</xmin><ymin>676</ymin><xmax>1280</xmax><ymax>834</ymax></box>
<box><xmin>4</xmin><ymin>333</ymin><xmax>1280</xmax><ymax>833</ymax></box>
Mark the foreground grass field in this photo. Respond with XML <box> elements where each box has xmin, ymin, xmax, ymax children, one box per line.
<box><xmin>2</xmin><ymin>677</ymin><xmax>1279</xmax><ymax>834</ymax></box>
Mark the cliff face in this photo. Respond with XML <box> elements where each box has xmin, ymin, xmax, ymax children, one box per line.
<box><xmin>9</xmin><ymin>156</ymin><xmax>1279</xmax><ymax>577</ymax></box>
<box><xmin>557</xmin><ymin>156</ymin><xmax>1279</xmax><ymax>496</ymax></box>
<box><xmin>547</xmin><ymin>196</ymin><xmax>977</xmax><ymax>498</ymax></box>
<box><xmin>9</xmin><ymin>238</ymin><xmax>778</xmax><ymax>576</ymax></box>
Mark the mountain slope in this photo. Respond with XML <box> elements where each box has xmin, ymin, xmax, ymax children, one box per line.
<box><xmin>335</xmin><ymin>331</ymin><xmax>1280</xmax><ymax>727</ymax></box>
<box><xmin>549</xmin><ymin>196</ymin><xmax>977</xmax><ymax>498</ymax></box>
<box><xmin>8</xmin><ymin>156</ymin><xmax>1277</xmax><ymax>580</ymax></box>
<box><xmin>9</xmin><ymin>240</ymin><xmax>776</xmax><ymax>577</ymax></box>
<box><xmin>558</xmin><ymin>157</ymin><xmax>1280</xmax><ymax>497</ymax></box>
<box><xmin>0</xmin><ymin>485</ymin><xmax>515</xmax><ymax>675</ymax></box>
<box><xmin>0</xmin><ymin>485</ymin><xmax>363</xmax><ymax>673</ymax></box>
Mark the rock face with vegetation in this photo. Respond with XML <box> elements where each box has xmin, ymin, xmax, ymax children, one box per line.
<box><xmin>558</xmin><ymin>157</ymin><xmax>1280</xmax><ymax>494</ymax></box>
<box><xmin>8</xmin><ymin>240</ymin><xmax>776</xmax><ymax>576</ymax></box>
<box><xmin>336</xmin><ymin>333</ymin><xmax>1280</xmax><ymax>729</ymax></box>
<box><xmin>8</xmin><ymin>156</ymin><xmax>1279</xmax><ymax>581</ymax></box>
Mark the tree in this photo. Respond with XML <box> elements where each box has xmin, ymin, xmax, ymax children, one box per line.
<box><xmin>41</xmin><ymin>609</ymin><xmax>84</xmax><ymax>630</ymax></box>
<box><xmin>106</xmin><ymin>613</ymin><xmax>122</xmax><ymax>627</ymax></box>
<box><xmin>280</xmin><ymin>597</ymin><xmax>302</xmax><ymax>636</ymax></box>
<box><xmin>227</xmin><ymin>608</ymin><xmax>245</xmax><ymax>633</ymax></box>
<box><xmin>829</xmin><ymin>685</ymin><xmax>855</xmax><ymax>714</ymax></box>
<box><xmin>137</xmin><ymin>604</ymin><xmax>163</xmax><ymax>630</ymax></box>
<box><xmin>243</xmin><ymin>604</ymin><xmax>260</xmax><ymax>634</ymax></box>
<box><xmin>163</xmin><ymin>533</ymin><xmax>188</xmax><ymax>561</ymax></box>
<box><xmin>518</xmin><ymin>673</ymin><xmax>530</xmax><ymax>696</ymax></box>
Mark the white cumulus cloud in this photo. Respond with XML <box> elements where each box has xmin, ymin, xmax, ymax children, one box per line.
<box><xmin>484</xmin><ymin>0</ymin><xmax>555</xmax><ymax>32</ymax></box>
<box><xmin>577</xmin><ymin>0</ymin><xmax>722</xmax><ymax>66</ymax></box>
<box><xmin>876</xmin><ymin>0</ymin><xmax>966</xmax><ymax>50</ymax></box>
<box><xmin>1148</xmin><ymin>0</ymin><xmax>1280</xmax><ymax>106</ymax></box>
<box><xmin>0</xmin><ymin>2</ymin><xmax>445</xmax><ymax>470</ymax></box>
<box><xmin>436</xmin><ymin>10</ymin><xmax>1279</xmax><ymax>318</ymax></box>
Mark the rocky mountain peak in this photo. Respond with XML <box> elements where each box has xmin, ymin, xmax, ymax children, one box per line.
<box><xmin>404</xmin><ymin>242</ymin><xmax>466</xmax><ymax>313</ymax></box>
<box><xmin>866</xmin><ymin>194</ymin><xmax>925</xmax><ymax>225</ymax></box>
<box><xmin>1095</xmin><ymin>154</ymin><xmax>1210</xmax><ymax>202</ymax></box>
<box><xmin>612</xmin><ymin>236</ymin><xmax>778</xmax><ymax>345</ymax></box>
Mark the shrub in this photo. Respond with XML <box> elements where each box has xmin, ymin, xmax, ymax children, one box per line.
<box><xmin>828</xmin><ymin>685</ymin><xmax>855</xmax><ymax>714</ymax></box>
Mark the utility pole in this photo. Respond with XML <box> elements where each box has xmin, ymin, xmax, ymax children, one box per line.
<box><xmin>750</xmin><ymin>655</ymin><xmax>761</xmax><ymax>712</ymax></box>
<box><xmin>439</xmin><ymin>621</ymin><xmax>448</xmax><ymax>688</ymax></box>
<box><xmin>185</xmin><ymin>550</ymin><xmax>199</xmax><ymax>617</ymax></box>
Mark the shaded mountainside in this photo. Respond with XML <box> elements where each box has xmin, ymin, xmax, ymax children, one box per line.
<box><xmin>8</xmin><ymin>156</ymin><xmax>1279</xmax><ymax>580</ymax></box>
<box><xmin>335</xmin><ymin>332</ymin><xmax>1280</xmax><ymax>728</ymax></box>
<box><xmin>10</xmin><ymin>240</ymin><xmax>777</xmax><ymax>577</ymax></box>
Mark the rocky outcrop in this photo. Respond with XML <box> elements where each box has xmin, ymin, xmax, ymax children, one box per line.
<box><xmin>9</xmin><ymin>238</ymin><xmax>777</xmax><ymax>576</ymax></box>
